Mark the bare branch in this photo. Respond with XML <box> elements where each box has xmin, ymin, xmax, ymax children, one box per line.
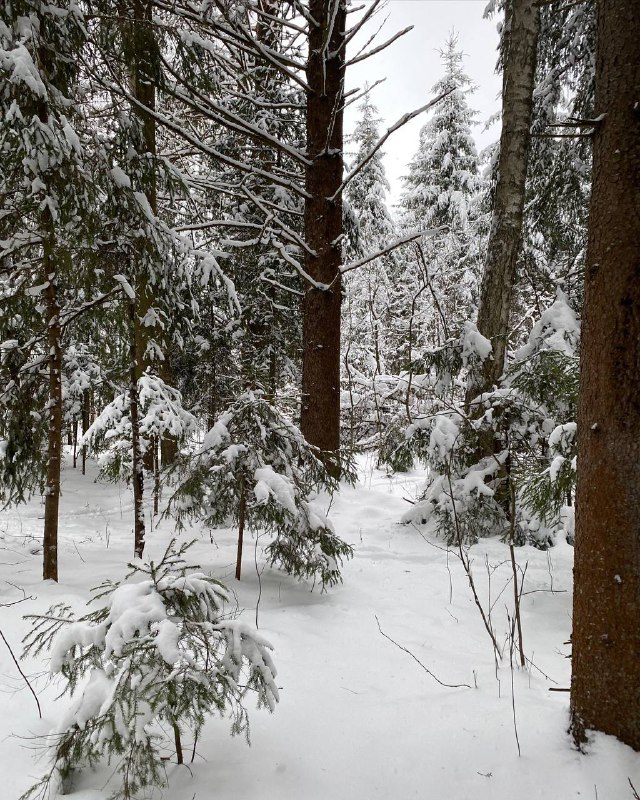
<box><xmin>332</xmin><ymin>90</ymin><xmax>452</xmax><ymax>201</ymax></box>
<box><xmin>376</xmin><ymin>615</ymin><xmax>472</xmax><ymax>689</ymax></box>
<box><xmin>345</xmin><ymin>26</ymin><xmax>413</xmax><ymax>68</ymax></box>
<box><xmin>0</xmin><ymin>627</ymin><xmax>42</xmax><ymax>719</ymax></box>
<box><xmin>343</xmin><ymin>78</ymin><xmax>386</xmax><ymax>109</ymax></box>
<box><xmin>340</xmin><ymin>229</ymin><xmax>443</xmax><ymax>276</ymax></box>
<box><xmin>342</xmin><ymin>0</ymin><xmax>385</xmax><ymax>48</ymax></box>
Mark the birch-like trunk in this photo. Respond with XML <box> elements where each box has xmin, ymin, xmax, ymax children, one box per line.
<box><xmin>467</xmin><ymin>0</ymin><xmax>539</xmax><ymax>402</ymax></box>
<box><xmin>570</xmin><ymin>0</ymin><xmax>640</xmax><ymax>751</ymax></box>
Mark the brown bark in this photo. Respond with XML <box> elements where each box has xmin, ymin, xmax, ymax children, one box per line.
<box><xmin>570</xmin><ymin>0</ymin><xmax>640</xmax><ymax>751</ymax></box>
<box><xmin>131</xmin><ymin>0</ymin><xmax>158</xmax><ymax>474</ymax></box>
<box><xmin>35</xmin><ymin>45</ymin><xmax>62</xmax><ymax>582</ymax></box>
<box><xmin>300</xmin><ymin>0</ymin><xmax>346</xmax><ymax>470</ymax></box>
<box><xmin>468</xmin><ymin>0</ymin><xmax>539</xmax><ymax>402</ymax></box>
<box><xmin>43</xmin><ymin>243</ymin><xmax>63</xmax><ymax>582</ymax></box>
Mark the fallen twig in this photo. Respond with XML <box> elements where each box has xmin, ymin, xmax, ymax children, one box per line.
<box><xmin>0</xmin><ymin>627</ymin><xmax>42</xmax><ymax>718</ymax></box>
<box><xmin>375</xmin><ymin>615</ymin><xmax>471</xmax><ymax>689</ymax></box>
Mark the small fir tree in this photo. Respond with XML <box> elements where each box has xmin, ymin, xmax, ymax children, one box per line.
<box><xmin>399</xmin><ymin>293</ymin><xmax>579</xmax><ymax>549</ymax></box>
<box><xmin>170</xmin><ymin>391</ymin><xmax>353</xmax><ymax>589</ymax></box>
<box><xmin>80</xmin><ymin>373</ymin><xmax>198</xmax><ymax>483</ymax></box>
<box><xmin>21</xmin><ymin>539</ymin><xmax>279</xmax><ymax>800</ymax></box>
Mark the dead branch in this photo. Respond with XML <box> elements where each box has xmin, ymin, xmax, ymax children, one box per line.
<box><xmin>375</xmin><ymin>615</ymin><xmax>472</xmax><ymax>689</ymax></box>
<box><xmin>0</xmin><ymin>627</ymin><xmax>42</xmax><ymax>718</ymax></box>
<box><xmin>332</xmin><ymin>90</ymin><xmax>452</xmax><ymax>201</ymax></box>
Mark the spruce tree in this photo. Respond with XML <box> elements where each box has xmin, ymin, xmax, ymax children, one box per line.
<box><xmin>400</xmin><ymin>34</ymin><xmax>482</xmax><ymax>235</ymax></box>
<box><xmin>0</xmin><ymin>0</ymin><xmax>99</xmax><ymax>580</ymax></box>
<box><xmin>398</xmin><ymin>34</ymin><xmax>484</xmax><ymax>354</ymax></box>
<box><xmin>343</xmin><ymin>91</ymin><xmax>400</xmax><ymax>445</ymax></box>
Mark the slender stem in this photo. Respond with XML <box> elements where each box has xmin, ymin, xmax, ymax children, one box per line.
<box><xmin>236</xmin><ymin>476</ymin><xmax>246</xmax><ymax>581</ymax></box>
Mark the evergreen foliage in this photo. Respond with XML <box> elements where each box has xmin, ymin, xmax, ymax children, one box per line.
<box><xmin>401</xmin><ymin>294</ymin><xmax>579</xmax><ymax>548</ymax></box>
<box><xmin>21</xmin><ymin>539</ymin><xmax>279</xmax><ymax>799</ymax></box>
<box><xmin>0</xmin><ymin>0</ymin><xmax>98</xmax><ymax>502</ymax></box>
<box><xmin>170</xmin><ymin>392</ymin><xmax>353</xmax><ymax>589</ymax></box>
<box><xmin>400</xmin><ymin>35</ymin><xmax>482</xmax><ymax>234</ymax></box>
<box><xmin>342</xmin><ymin>90</ymin><xmax>401</xmax><ymax>448</ymax></box>
<box><xmin>80</xmin><ymin>374</ymin><xmax>198</xmax><ymax>481</ymax></box>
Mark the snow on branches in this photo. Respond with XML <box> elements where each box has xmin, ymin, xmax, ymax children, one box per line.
<box><xmin>21</xmin><ymin>539</ymin><xmax>278</xmax><ymax>800</ymax></box>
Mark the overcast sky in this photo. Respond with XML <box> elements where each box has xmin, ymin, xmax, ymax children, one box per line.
<box><xmin>344</xmin><ymin>0</ymin><xmax>503</xmax><ymax>206</ymax></box>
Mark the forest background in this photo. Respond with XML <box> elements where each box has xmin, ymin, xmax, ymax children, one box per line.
<box><xmin>0</xmin><ymin>0</ymin><xmax>638</xmax><ymax>798</ymax></box>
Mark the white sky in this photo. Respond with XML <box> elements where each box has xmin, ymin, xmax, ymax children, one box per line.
<box><xmin>344</xmin><ymin>0</ymin><xmax>503</xmax><ymax>206</ymax></box>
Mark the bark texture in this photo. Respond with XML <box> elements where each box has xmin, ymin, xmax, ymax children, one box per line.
<box><xmin>132</xmin><ymin>0</ymin><xmax>158</xmax><ymax>474</ymax></box>
<box><xmin>300</xmin><ymin>0</ymin><xmax>345</xmax><ymax>466</ymax></box>
<box><xmin>37</xmin><ymin>47</ymin><xmax>62</xmax><ymax>582</ymax></box>
<box><xmin>43</xmin><ymin>243</ymin><xmax>62</xmax><ymax>582</ymax></box>
<box><xmin>468</xmin><ymin>0</ymin><xmax>539</xmax><ymax>401</ymax></box>
<box><xmin>570</xmin><ymin>0</ymin><xmax>640</xmax><ymax>751</ymax></box>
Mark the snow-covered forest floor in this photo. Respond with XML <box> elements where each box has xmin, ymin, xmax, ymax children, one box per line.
<box><xmin>1</xmin><ymin>454</ymin><xmax>639</xmax><ymax>800</ymax></box>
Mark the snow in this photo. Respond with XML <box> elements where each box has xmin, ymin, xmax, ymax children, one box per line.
<box><xmin>461</xmin><ymin>321</ymin><xmax>492</xmax><ymax>366</ymax></box>
<box><xmin>109</xmin><ymin>166</ymin><xmax>131</xmax><ymax>189</ymax></box>
<box><xmin>1</xmin><ymin>452</ymin><xmax>639</xmax><ymax>800</ymax></box>
<box><xmin>2</xmin><ymin>43</ymin><xmax>47</xmax><ymax>97</ymax></box>
<box><xmin>514</xmin><ymin>291</ymin><xmax>581</xmax><ymax>361</ymax></box>
<box><xmin>254</xmin><ymin>466</ymin><xmax>298</xmax><ymax>515</ymax></box>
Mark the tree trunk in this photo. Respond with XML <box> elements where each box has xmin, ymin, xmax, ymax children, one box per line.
<box><xmin>81</xmin><ymin>389</ymin><xmax>90</xmax><ymax>475</ymax></box>
<box><xmin>467</xmin><ymin>0</ymin><xmax>539</xmax><ymax>403</ymax></box>
<box><xmin>570</xmin><ymin>0</ymin><xmax>640</xmax><ymax>751</ymax></box>
<box><xmin>300</xmin><ymin>0</ymin><xmax>346</xmax><ymax>472</ymax></box>
<box><xmin>129</xmin><ymin>300</ymin><xmax>146</xmax><ymax>559</ymax></box>
<box><xmin>72</xmin><ymin>417</ymin><xmax>78</xmax><ymax>469</ymax></box>
<box><xmin>36</xmin><ymin>48</ymin><xmax>62</xmax><ymax>582</ymax></box>
<box><xmin>131</xmin><ymin>0</ymin><xmax>158</xmax><ymax>474</ymax></box>
<box><xmin>43</xmin><ymin>245</ymin><xmax>62</xmax><ymax>582</ymax></box>
<box><xmin>235</xmin><ymin>477</ymin><xmax>247</xmax><ymax>581</ymax></box>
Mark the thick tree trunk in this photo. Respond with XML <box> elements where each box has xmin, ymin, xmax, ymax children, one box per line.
<box><xmin>43</xmin><ymin>248</ymin><xmax>62</xmax><ymax>582</ymax></box>
<box><xmin>570</xmin><ymin>0</ymin><xmax>640</xmax><ymax>751</ymax></box>
<box><xmin>467</xmin><ymin>0</ymin><xmax>539</xmax><ymax>402</ymax></box>
<box><xmin>300</xmin><ymin>0</ymin><xmax>345</xmax><ymax>471</ymax></box>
